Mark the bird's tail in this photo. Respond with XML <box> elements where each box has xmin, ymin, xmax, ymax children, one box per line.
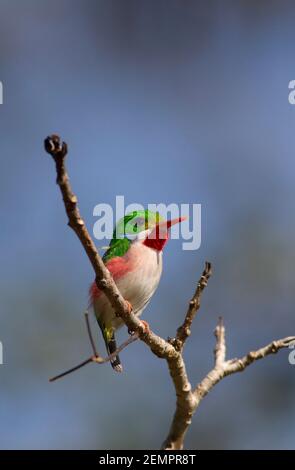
<box><xmin>103</xmin><ymin>328</ymin><xmax>123</xmax><ymax>373</ymax></box>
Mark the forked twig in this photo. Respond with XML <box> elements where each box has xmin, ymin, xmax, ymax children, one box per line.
<box><xmin>84</xmin><ymin>311</ymin><xmax>98</xmax><ymax>357</ymax></box>
<box><xmin>49</xmin><ymin>313</ymin><xmax>139</xmax><ymax>382</ymax></box>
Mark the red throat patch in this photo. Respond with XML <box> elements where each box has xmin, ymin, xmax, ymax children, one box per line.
<box><xmin>143</xmin><ymin>233</ymin><xmax>169</xmax><ymax>251</ymax></box>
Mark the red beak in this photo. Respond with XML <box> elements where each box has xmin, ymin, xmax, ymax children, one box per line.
<box><xmin>143</xmin><ymin>216</ymin><xmax>187</xmax><ymax>251</ymax></box>
<box><xmin>165</xmin><ymin>216</ymin><xmax>187</xmax><ymax>229</ymax></box>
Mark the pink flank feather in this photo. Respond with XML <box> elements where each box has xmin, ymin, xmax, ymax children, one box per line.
<box><xmin>89</xmin><ymin>255</ymin><xmax>134</xmax><ymax>303</ymax></box>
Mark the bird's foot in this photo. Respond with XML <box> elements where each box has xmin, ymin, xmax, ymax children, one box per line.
<box><xmin>128</xmin><ymin>319</ymin><xmax>150</xmax><ymax>336</ymax></box>
<box><xmin>116</xmin><ymin>300</ymin><xmax>133</xmax><ymax>318</ymax></box>
<box><xmin>140</xmin><ymin>320</ymin><xmax>150</xmax><ymax>334</ymax></box>
<box><xmin>125</xmin><ymin>300</ymin><xmax>133</xmax><ymax>314</ymax></box>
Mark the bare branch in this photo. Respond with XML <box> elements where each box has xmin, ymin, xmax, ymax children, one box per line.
<box><xmin>223</xmin><ymin>336</ymin><xmax>295</xmax><ymax>375</ymax></box>
<box><xmin>84</xmin><ymin>311</ymin><xmax>99</xmax><ymax>358</ymax></box>
<box><xmin>163</xmin><ymin>320</ymin><xmax>295</xmax><ymax>449</ymax></box>
<box><xmin>161</xmin><ymin>356</ymin><xmax>196</xmax><ymax>450</ymax></box>
<box><xmin>194</xmin><ymin>332</ymin><xmax>295</xmax><ymax>404</ymax></box>
<box><xmin>214</xmin><ymin>316</ymin><xmax>226</xmax><ymax>367</ymax></box>
<box><xmin>174</xmin><ymin>261</ymin><xmax>212</xmax><ymax>351</ymax></box>
<box><xmin>49</xmin><ymin>357</ymin><xmax>94</xmax><ymax>382</ymax></box>
<box><xmin>45</xmin><ymin>134</ymin><xmax>294</xmax><ymax>450</ymax></box>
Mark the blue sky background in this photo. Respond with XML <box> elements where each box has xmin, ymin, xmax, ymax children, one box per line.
<box><xmin>0</xmin><ymin>0</ymin><xmax>295</xmax><ymax>449</ymax></box>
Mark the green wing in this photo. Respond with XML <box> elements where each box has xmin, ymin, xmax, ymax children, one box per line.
<box><xmin>102</xmin><ymin>237</ymin><xmax>131</xmax><ymax>263</ymax></box>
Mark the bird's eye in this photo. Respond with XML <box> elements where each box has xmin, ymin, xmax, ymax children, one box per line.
<box><xmin>132</xmin><ymin>217</ymin><xmax>145</xmax><ymax>232</ymax></box>
<box><xmin>134</xmin><ymin>217</ymin><xmax>144</xmax><ymax>225</ymax></box>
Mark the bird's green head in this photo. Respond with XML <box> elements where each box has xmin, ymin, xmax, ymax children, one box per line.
<box><xmin>103</xmin><ymin>209</ymin><xmax>186</xmax><ymax>261</ymax></box>
<box><xmin>113</xmin><ymin>210</ymin><xmax>164</xmax><ymax>240</ymax></box>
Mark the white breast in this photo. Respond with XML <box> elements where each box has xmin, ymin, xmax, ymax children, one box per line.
<box><xmin>93</xmin><ymin>241</ymin><xmax>163</xmax><ymax>330</ymax></box>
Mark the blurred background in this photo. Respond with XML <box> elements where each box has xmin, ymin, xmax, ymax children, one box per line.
<box><xmin>0</xmin><ymin>0</ymin><xmax>295</xmax><ymax>450</ymax></box>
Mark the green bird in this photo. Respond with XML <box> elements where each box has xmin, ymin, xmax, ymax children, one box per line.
<box><xmin>89</xmin><ymin>210</ymin><xmax>185</xmax><ymax>372</ymax></box>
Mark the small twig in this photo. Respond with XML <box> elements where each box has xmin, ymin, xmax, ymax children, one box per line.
<box><xmin>49</xmin><ymin>332</ymin><xmax>139</xmax><ymax>382</ymax></box>
<box><xmin>174</xmin><ymin>261</ymin><xmax>212</xmax><ymax>351</ymax></box>
<box><xmin>84</xmin><ymin>311</ymin><xmax>98</xmax><ymax>357</ymax></box>
<box><xmin>224</xmin><ymin>336</ymin><xmax>295</xmax><ymax>375</ymax></box>
<box><xmin>49</xmin><ymin>357</ymin><xmax>94</xmax><ymax>382</ymax></box>
<box><xmin>194</xmin><ymin>329</ymin><xmax>295</xmax><ymax>404</ymax></box>
<box><xmin>214</xmin><ymin>316</ymin><xmax>226</xmax><ymax>367</ymax></box>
